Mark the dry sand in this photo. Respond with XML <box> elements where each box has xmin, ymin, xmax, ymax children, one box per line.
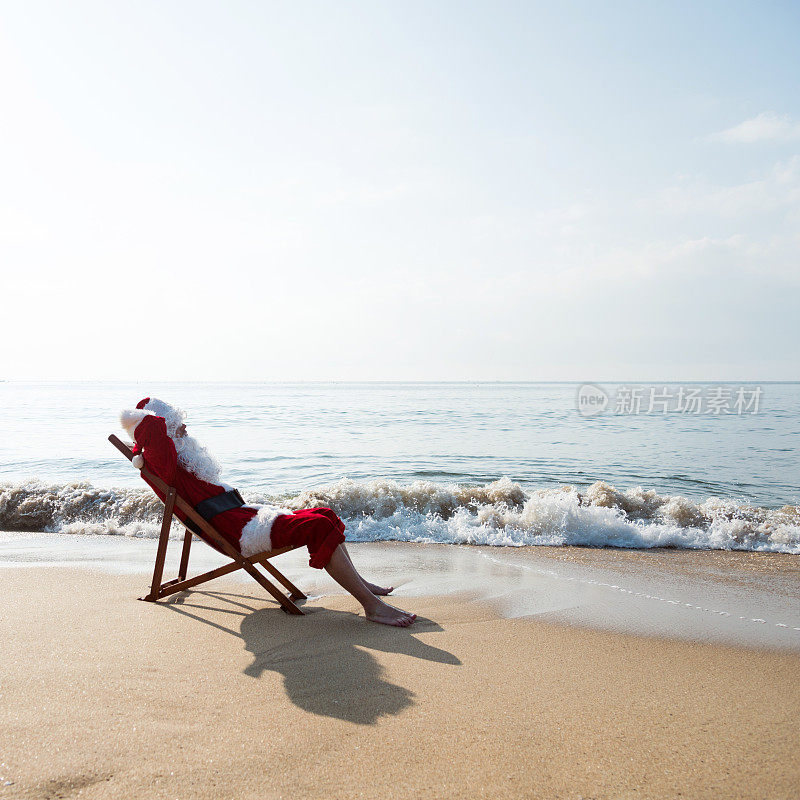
<box><xmin>2</xmin><ymin>550</ymin><xmax>799</xmax><ymax>799</ymax></box>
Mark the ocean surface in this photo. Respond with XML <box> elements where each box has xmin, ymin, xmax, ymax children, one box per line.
<box><xmin>1</xmin><ymin>381</ymin><xmax>798</xmax><ymax>553</ymax></box>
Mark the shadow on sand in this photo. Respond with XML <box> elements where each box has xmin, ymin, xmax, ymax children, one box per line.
<box><xmin>163</xmin><ymin>589</ymin><xmax>460</xmax><ymax>724</ymax></box>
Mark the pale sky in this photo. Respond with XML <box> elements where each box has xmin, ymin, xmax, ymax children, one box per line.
<box><xmin>1</xmin><ymin>1</ymin><xmax>798</xmax><ymax>381</ymax></box>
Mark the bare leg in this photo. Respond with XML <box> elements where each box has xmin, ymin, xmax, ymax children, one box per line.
<box><xmin>324</xmin><ymin>544</ymin><xmax>415</xmax><ymax>627</ymax></box>
<box><xmin>339</xmin><ymin>542</ymin><xmax>393</xmax><ymax>595</ymax></box>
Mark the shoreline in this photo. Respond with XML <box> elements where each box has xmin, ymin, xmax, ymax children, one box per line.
<box><xmin>2</xmin><ymin>533</ymin><xmax>799</xmax><ymax>651</ymax></box>
<box><xmin>2</xmin><ymin>561</ymin><xmax>799</xmax><ymax>799</ymax></box>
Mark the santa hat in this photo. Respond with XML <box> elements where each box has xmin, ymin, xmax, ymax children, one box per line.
<box><xmin>119</xmin><ymin>397</ymin><xmax>187</xmax><ymax>440</ymax></box>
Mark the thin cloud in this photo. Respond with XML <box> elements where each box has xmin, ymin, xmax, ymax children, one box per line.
<box><xmin>707</xmin><ymin>113</ymin><xmax>800</xmax><ymax>144</ymax></box>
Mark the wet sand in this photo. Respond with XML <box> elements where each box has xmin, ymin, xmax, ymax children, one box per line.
<box><xmin>2</xmin><ymin>539</ymin><xmax>799</xmax><ymax>799</ymax></box>
<box><xmin>3</xmin><ymin>533</ymin><xmax>799</xmax><ymax>650</ymax></box>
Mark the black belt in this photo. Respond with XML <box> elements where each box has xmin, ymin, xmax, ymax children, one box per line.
<box><xmin>194</xmin><ymin>489</ymin><xmax>246</xmax><ymax>522</ymax></box>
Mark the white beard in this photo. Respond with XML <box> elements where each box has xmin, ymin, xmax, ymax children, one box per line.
<box><xmin>174</xmin><ymin>434</ymin><xmax>222</xmax><ymax>485</ymax></box>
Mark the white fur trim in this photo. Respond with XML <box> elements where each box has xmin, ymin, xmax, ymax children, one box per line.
<box><xmin>120</xmin><ymin>409</ymin><xmax>151</xmax><ymax>438</ymax></box>
<box><xmin>239</xmin><ymin>505</ymin><xmax>293</xmax><ymax>557</ymax></box>
<box><xmin>131</xmin><ymin>454</ymin><xmax>145</xmax><ymax>470</ymax></box>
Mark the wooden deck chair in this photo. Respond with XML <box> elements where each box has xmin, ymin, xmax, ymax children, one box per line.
<box><xmin>108</xmin><ymin>434</ymin><xmax>306</xmax><ymax>614</ymax></box>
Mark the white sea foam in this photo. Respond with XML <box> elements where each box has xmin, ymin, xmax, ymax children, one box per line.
<box><xmin>1</xmin><ymin>477</ymin><xmax>798</xmax><ymax>554</ymax></box>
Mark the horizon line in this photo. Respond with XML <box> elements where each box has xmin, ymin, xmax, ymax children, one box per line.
<box><xmin>3</xmin><ymin>379</ymin><xmax>799</xmax><ymax>385</ymax></box>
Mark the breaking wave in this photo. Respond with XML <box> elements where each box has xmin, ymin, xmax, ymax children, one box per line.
<box><xmin>1</xmin><ymin>477</ymin><xmax>798</xmax><ymax>554</ymax></box>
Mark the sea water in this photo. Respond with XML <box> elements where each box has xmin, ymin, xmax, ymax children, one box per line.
<box><xmin>1</xmin><ymin>381</ymin><xmax>798</xmax><ymax>553</ymax></box>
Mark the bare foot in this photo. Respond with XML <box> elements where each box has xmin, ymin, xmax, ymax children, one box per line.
<box><xmin>364</xmin><ymin>599</ymin><xmax>416</xmax><ymax>627</ymax></box>
<box><xmin>365</xmin><ymin>581</ymin><xmax>394</xmax><ymax>595</ymax></box>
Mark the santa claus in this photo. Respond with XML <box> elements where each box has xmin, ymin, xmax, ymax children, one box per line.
<box><xmin>120</xmin><ymin>397</ymin><xmax>416</xmax><ymax>627</ymax></box>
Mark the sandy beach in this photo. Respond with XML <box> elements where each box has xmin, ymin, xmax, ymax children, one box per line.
<box><xmin>2</xmin><ymin>539</ymin><xmax>799</xmax><ymax>799</ymax></box>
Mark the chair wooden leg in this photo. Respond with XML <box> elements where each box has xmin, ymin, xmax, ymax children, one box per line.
<box><xmin>178</xmin><ymin>528</ymin><xmax>193</xmax><ymax>580</ymax></box>
<box><xmin>154</xmin><ymin>561</ymin><xmax>304</xmax><ymax>614</ymax></box>
<box><xmin>154</xmin><ymin>560</ymin><xmax>247</xmax><ymax>598</ymax></box>
<box><xmin>140</xmin><ymin>487</ymin><xmax>176</xmax><ymax>602</ymax></box>
<box><xmin>241</xmin><ymin>562</ymin><xmax>304</xmax><ymax>614</ymax></box>
<box><xmin>258</xmin><ymin>558</ymin><xmax>307</xmax><ymax>600</ymax></box>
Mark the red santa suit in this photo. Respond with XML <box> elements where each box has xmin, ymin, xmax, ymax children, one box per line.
<box><xmin>120</xmin><ymin>398</ymin><xmax>345</xmax><ymax>568</ymax></box>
